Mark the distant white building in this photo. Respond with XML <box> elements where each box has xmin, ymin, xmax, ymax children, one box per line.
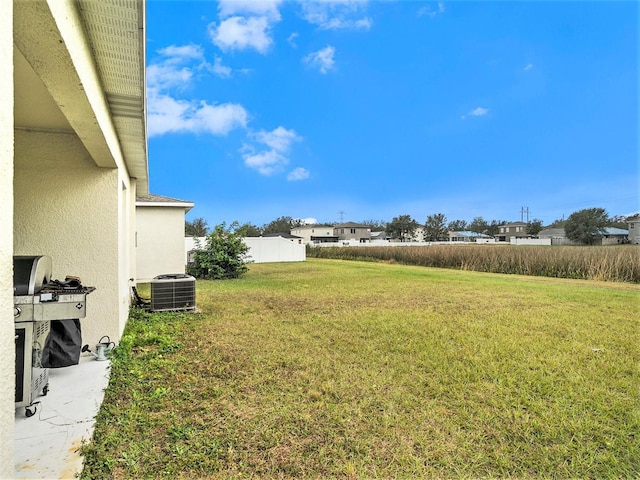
<box><xmin>291</xmin><ymin>225</ymin><xmax>338</xmax><ymax>244</ymax></box>
<box><xmin>334</xmin><ymin>222</ymin><xmax>371</xmax><ymax>242</ymax></box>
<box><xmin>449</xmin><ymin>231</ymin><xmax>493</xmax><ymax>243</ymax></box>
<box><xmin>495</xmin><ymin>222</ymin><xmax>528</xmax><ymax>242</ymax></box>
<box><xmin>601</xmin><ymin>227</ymin><xmax>629</xmax><ymax>245</ymax></box>
<box><xmin>627</xmin><ymin>214</ymin><xmax>640</xmax><ymax>244</ymax></box>
<box><xmin>538</xmin><ymin>227</ymin><xmax>629</xmax><ymax>245</ymax></box>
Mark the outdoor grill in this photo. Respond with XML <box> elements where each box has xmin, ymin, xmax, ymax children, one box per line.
<box><xmin>13</xmin><ymin>255</ymin><xmax>95</xmax><ymax>417</ymax></box>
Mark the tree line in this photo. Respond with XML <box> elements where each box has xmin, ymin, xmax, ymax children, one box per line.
<box><xmin>186</xmin><ymin>208</ymin><xmax>633</xmax><ymax>246</ymax></box>
<box><xmin>185</xmin><ymin>208</ymin><xmax>632</xmax><ymax>280</ymax></box>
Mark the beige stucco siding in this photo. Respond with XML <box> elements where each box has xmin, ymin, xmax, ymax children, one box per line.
<box><xmin>14</xmin><ymin>130</ymin><xmax>126</xmax><ymax>344</ymax></box>
<box><xmin>136</xmin><ymin>207</ymin><xmax>188</xmax><ymax>282</ymax></box>
<box><xmin>5</xmin><ymin>0</ymin><xmax>147</xmax><ymax>473</ymax></box>
<box><xmin>0</xmin><ymin>2</ymin><xmax>14</xmax><ymax>475</ymax></box>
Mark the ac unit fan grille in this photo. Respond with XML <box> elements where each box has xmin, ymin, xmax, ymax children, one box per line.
<box><xmin>150</xmin><ymin>275</ymin><xmax>196</xmax><ymax>312</ymax></box>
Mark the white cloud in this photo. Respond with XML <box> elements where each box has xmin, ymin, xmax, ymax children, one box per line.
<box><xmin>148</xmin><ymin>92</ymin><xmax>248</xmax><ymax>137</ymax></box>
<box><xmin>149</xmin><ymin>43</ymin><xmax>239</xmax><ymax>84</ymax></box>
<box><xmin>147</xmin><ymin>44</ymin><xmax>205</xmax><ymax>91</ymax></box>
<box><xmin>146</xmin><ymin>43</ymin><xmax>250</xmax><ymax>137</ymax></box>
<box><xmin>304</xmin><ymin>46</ymin><xmax>336</xmax><ymax>74</ymax></box>
<box><xmin>243</xmin><ymin>126</ymin><xmax>302</xmax><ymax>175</ymax></box>
<box><xmin>243</xmin><ymin>149</ymin><xmax>287</xmax><ymax>175</ymax></box>
<box><xmin>287</xmin><ymin>167</ymin><xmax>310</xmax><ymax>181</ymax></box>
<box><xmin>209</xmin><ymin>16</ymin><xmax>274</xmax><ymax>53</ymax></box>
<box><xmin>300</xmin><ymin>0</ymin><xmax>372</xmax><ymax>30</ymax></box>
<box><xmin>211</xmin><ymin>56</ymin><xmax>232</xmax><ymax>78</ymax></box>
<box><xmin>418</xmin><ymin>2</ymin><xmax>445</xmax><ymax>18</ymax></box>
<box><xmin>470</xmin><ymin>107</ymin><xmax>489</xmax><ymax>116</ymax></box>
<box><xmin>218</xmin><ymin>0</ymin><xmax>282</xmax><ymax>21</ymax></box>
<box><xmin>147</xmin><ymin>63</ymin><xmax>195</xmax><ymax>91</ymax></box>
<box><xmin>157</xmin><ymin>44</ymin><xmax>204</xmax><ymax>62</ymax></box>
<box><xmin>209</xmin><ymin>0</ymin><xmax>283</xmax><ymax>54</ymax></box>
<box><xmin>194</xmin><ymin>102</ymin><xmax>249</xmax><ymax>134</ymax></box>
<box><xmin>253</xmin><ymin>126</ymin><xmax>301</xmax><ymax>152</ymax></box>
<box><xmin>287</xmin><ymin>32</ymin><xmax>299</xmax><ymax>48</ymax></box>
<box><xmin>461</xmin><ymin>107</ymin><xmax>489</xmax><ymax>120</ymax></box>
<box><xmin>524</xmin><ymin>63</ymin><xmax>534</xmax><ymax>71</ymax></box>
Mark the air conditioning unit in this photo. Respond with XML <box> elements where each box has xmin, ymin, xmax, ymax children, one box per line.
<box><xmin>150</xmin><ymin>274</ymin><xmax>196</xmax><ymax>312</ymax></box>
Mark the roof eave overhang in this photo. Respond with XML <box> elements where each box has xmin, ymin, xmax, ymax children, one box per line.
<box><xmin>78</xmin><ymin>0</ymin><xmax>149</xmax><ymax>195</ymax></box>
<box><xmin>136</xmin><ymin>201</ymin><xmax>195</xmax><ymax>212</ymax></box>
<box><xmin>14</xmin><ymin>0</ymin><xmax>149</xmax><ymax>195</ymax></box>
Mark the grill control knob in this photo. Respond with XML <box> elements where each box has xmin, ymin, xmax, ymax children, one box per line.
<box><xmin>14</xmin><ymin>307</ymin><xmax>21</xmax><ymax>318</ymax></box>
<box><xmin>76</xmin><ymin>303</ymin><xmax>83</xmax><ymax>310</ymax></box>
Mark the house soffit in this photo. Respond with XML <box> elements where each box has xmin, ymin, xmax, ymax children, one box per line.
<box><xmin>13</xmin><ymin>47</ymin><xmax>72</xmax><ymax>132</ymax></box>
<box><xmin>13</xmin><ymin>0</ymin><xmax>148</xmax><ymax>195</ymax></box>
<box><xmin>77</xmin><ymin>0</ymin><xmax>148</xmax><ymax>194</ymax></box>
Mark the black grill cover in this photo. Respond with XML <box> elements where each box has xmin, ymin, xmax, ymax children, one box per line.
<box><xmin>41</xmin><ymin>319</ymin><xmax>82</xmax><ymax>368</ymax></box>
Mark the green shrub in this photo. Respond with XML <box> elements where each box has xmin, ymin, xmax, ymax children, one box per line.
<box><xmin>187</xmin><ymin>222</ymin><xmax>249</xmax><ymax>279</ymax></box>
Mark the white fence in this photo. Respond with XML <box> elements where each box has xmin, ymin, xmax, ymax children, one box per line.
<box><xmin>510</xmin><ymin>238</ymin><xmax>552</xmax><ymax>246</ymax></box>
<box><xmin>312</xmin><ymin>240</ymin><xmax>460</xmax><ymax>247</ymax></box>
<box><xmin>185</xmin><ymin>236</ymin><xmax>306</xmax><ymax>264</ymax></box>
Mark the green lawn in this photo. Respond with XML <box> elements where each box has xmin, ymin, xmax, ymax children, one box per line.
<box><xmin>82</xmin><ymin>259</ymin><xmax>640</xmax><ymax>479</ymax></box>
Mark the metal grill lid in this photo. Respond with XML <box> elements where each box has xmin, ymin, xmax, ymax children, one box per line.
<box><xmin>13</xmin><ymin>255</ymin><xmax>52</xmax><ymax>295</ymax></box>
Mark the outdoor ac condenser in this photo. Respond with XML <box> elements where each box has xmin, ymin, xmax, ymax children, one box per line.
<box><xmin>150</xmin><ymin>274</ymin><xmax>196</xmax><ymax>312</ymax></box>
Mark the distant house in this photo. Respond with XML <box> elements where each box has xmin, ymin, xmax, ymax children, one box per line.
<box><xmin>449</xmin><ymin>231</ymin><xmax>492</xmax><ymax>242</ymax></box>
<box><xmin>538</xmin><ymin>227</ymin><xmax>569</xmax><ymax>240</ymax></box>
<box><xmin>627</xmin><ymin>214</ymin><xmax>640</xmax><ymax>244</ymax></box>
<box><xmin>370</xmin><ymin>231</ymin><xmax>390</xmax><ymax>242</ymax></box>
<box><xmin>334</xmin><ymin>222</ymin><xmax>371</xmax><ymax>243</ymax></box>
<box><xmin>290</xmin><ymin>225</ymin><xmax>338</xmax><ymax>244</ymax></box>
<box><xmin>136</xmin><ymin>194</ymin><xmax>194</xmax><ymax>282</ymax></box>
<box><xmin>495</xmin><ymin>222</ymin><xmax>528</xmax><ymax>242</ymax></box>
<box><xmin>601</xmin><ymin>227</ymin><xmax>628</xmax><ymax>245</ymax></box>
<box><xmin>538</xmin><ymin>226</ymin><xmax>628</xmax><ymax>245</ymax></box>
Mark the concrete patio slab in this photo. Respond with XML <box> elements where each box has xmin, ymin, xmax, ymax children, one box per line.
<box><xmin>14</xmin><ymin>354</ymin><xmax>110</xmax><ymax>479</ymax></box>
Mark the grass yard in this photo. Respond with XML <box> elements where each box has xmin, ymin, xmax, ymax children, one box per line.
<box><xmin>81</xmin><ymin>259</ymin><xmax>640</xmax><ymax>479</ymax></box>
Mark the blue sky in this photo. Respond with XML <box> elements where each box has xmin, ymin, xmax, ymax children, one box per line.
<box><xmin>146</xmin><ymin>0</ymin><xmax>638</xmax><ymax>227</ymax></box>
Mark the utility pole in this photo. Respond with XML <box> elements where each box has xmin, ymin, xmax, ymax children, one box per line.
<box><xmin>520</xmin><ymin>206</ymin><xmax>530</xmax><ymax>223</ymax></box>
<box><xmin>338</xmin><ymin>211</ymin><xmax>346</xmax><ymax>223</ymax></box>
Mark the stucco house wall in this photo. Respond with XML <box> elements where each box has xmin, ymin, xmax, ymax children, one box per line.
<box><xmin>136</xmin><ymin>195</ymin><xmax>194</xmax><ymax>282</ymax></box>
<box><xmin>0</xmin><ymin>2</ymin><xmax>15</xmax><ymax>475</ymax></box>
<box><xmin>13</xmin><ymin>132</ymin><xmax>133</xmax><ymax>344</ymax></box>
<box><xmin>3</xmin><ymin>0</ymin><xmax>148</xmax><ymax>472</ymax></box>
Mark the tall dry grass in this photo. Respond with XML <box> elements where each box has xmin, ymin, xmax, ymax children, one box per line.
<box><xmin>308</xmin><ymin>245</ymin><xmax>640</xmax><ymax>283</ymax></box>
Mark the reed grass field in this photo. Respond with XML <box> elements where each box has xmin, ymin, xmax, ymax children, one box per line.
<box><xmin>308</xmin><ymin>245</ymin><xmax>640</xmax><ymax>283</ymax></box>
<box><xmin>81</xmin><ymin>259</ymin><xmax>639</xmax><ymax>479</ymax></box>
